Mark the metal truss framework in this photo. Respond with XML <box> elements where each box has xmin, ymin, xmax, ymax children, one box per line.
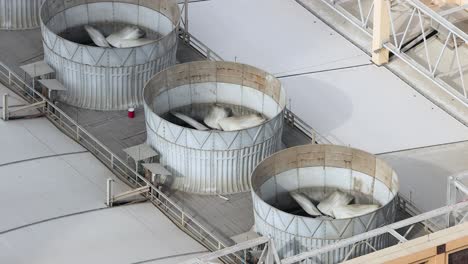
<box><xmin>184</xmin><ymin>172</ymin><xmax>468</xmax><ymax>263</ymax></box>
<box><xmin>305</xmin><ymin>0</ymin><xmax>468</xmax><ymax>105</ymax></box>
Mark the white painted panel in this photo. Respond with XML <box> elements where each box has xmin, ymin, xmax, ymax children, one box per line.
<box><xmin>242</xmin><ymin>86</ymin><xmax>264</xmax><ymax>113</ymax></box>
<box><xmin>138</xmin><ymin>6</ymin><xmax>161</xmax><ymax>31</ymax></box>
<box><xmin>263</xmin><ymin>95</ymin><xmax>279</xmax><ymax>118</ymax></box>
<box><xmin>87</xmin><ymin>3</ymin><xmax>113</xmax><ymax>24</ymax></box>
<box><xmin>64</xmin><ymin>4</ymin><xmax>88</xmax><ymax>27</ymax></box>
<box><xmin>168</xmin><ymin>84</ymin><xmax>191</xmax><ymax>109</ymax></box>
<box><xmin>324</xmin><ymin>167</ymin><xmax>352</xmax><ymax>192</ymax></box>
<box><xmin>260</xmin><ymin>177</ymin><xmax>277</xmax><ymax>203</ymax></box>
<box><xmin>275</xmin><ymin>169</ymin><xmax>299</xmax><ymax>193</ymax></box>
<box><xmin>113</xmin><ymin>3</ymin><xmax>138</xmax><ymax>25</ymax></box>
<box><xmin>351</xmin><ymin>170</ymin><xmax>374</xmax><ymax>197</ymax></box>
<box><xmin>154</xmin><ymin>91</ymin><xmax>170</xmax><ymax>114</ymax></box>
<box><xmin>217</xmin><ymin>83</ymin><xmax>242</xmax><ymax>105</ymax></box>
<box><xmin>158</xmin><ymin>13</ymin><xmax>174</xmax><ymax>35</ymax></box>
<box><xmin>0</xmin><ymin>203</ymin><xmax>206</xmax><ymax>264</ymax></box>
<box><xmin>191</xmin><ymin>82</ymin><xmax>217</xmax><ymax>104</ymax></box>
<box><xmin>188</xmin><ymin>0</ymin><xmax>368</xmax><ymax>75</ymax></box>
<box><xmin>282</xmin><ymin>68</ymin><xmax>468</xmax><ymax>153</ymax></box>
<box><xmin>373</xmin><ymin>179</ymin><xmax>390</xmax><ymax>205</ymax></box>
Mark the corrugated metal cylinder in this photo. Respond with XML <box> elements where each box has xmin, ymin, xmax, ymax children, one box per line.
<box><xmin>251</xmin><ymin>144</ymin><xmax>400</xmax><ymax>263</ymax></box>
<box><xmin>0</xmin><ymin>0</ymin><xmax>45</xmax><ymax>30</ymax></box>
<box><xmin>143</xmin><ymin>61</ymin><xmax>286</xmax><ymax>195</ymax></box>
<box><xmin>40</xmin><ymin>0</ymin><xmax>180</xmax><ymax>110</ymax></box>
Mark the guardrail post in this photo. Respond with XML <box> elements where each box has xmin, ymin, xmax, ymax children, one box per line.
<box><xmin>184</xmin><ymin>0</ymin><xmax>190</xmax><ymax>42</ymax></box>
<box><xmin>2</xmin><ymin>94</ymin><xmax>8</xmax><ymax>121</ymax></box>
<box><xmin>447</xmin><ymin>176</ymin><xmax>456</xmax><ymax>227</ymax></box>
<box><xmin>106</xmin><ymin>178</ymin><xmax>113</xmax><ymax>207</ymax></box>
<box><xmin>372</xmin><ymin>0</ymin><xmax>390</xmax><ymax>65</ymax></box>
<box><xmin>8</xmin><ymin>71</ymin><xmax>11</xmax><ymax>85</ymax></box>
<box><xmin>76</xmin><ymin>126</ymin><xmax>80</xmax><ymax>141</ymax></box>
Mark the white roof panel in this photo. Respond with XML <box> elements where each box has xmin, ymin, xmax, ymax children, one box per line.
<box><xmin>0</xmin><ymin>203</ymin><xmax>206</xmax><ymax>264</ymax></box>
<box><xmin>188</xmin><ymin>0</ymin><xmax>468</xmax><ymax>153</ymax></box>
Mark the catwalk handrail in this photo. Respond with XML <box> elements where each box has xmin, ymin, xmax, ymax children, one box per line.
<box><xmin>284</xmin><ymin>108</ymin><xmax>331</xmax><ymax>144</ymax></box>
<box><xmin>299</xmin><ymin>0</ymin><xmax>468</xmax><ymax>102</ymax></box>
<box><xmin>282</xmin><ymin>199</ymin><xmax>468</xmax><ymax>263</ymax></box>
<box><xmin>407</xmin><ymin>0</ymin><xmax>467</xmax><ymax>42</ymax></box>
<box><xmin>179</xmin><ymin>28</ymin><xmax>224</xmax><ymax>61</ymax></box>
<box><xmin>0</xmin><ymin>61</ymin><xmax>240</xmax><ymax>264</ymax></box>
<box><xmin>182</xmin><ymin>199</ymin><xmax>468</xmax><ymax>263</ymax></box>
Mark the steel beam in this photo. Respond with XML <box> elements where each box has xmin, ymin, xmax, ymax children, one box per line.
<box><xmin>282</xmin><ymin>200</ymin><xmax>468</xmax><ymax>264</ymax></box>
<box><xmin>193</xmin><ymin>237</ymin><xmax>270</xmax><ymax>262</ymax></box>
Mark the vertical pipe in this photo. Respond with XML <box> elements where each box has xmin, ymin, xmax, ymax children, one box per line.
<box><xmin>2</xmin><ymin>94</ymin><xmax>8</xmax><ymax>121</ymax></box>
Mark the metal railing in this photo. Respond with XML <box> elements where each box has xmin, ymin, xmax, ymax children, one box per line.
<box><xmin>0</xmin><ymin>61</ymin><xmax>241</xmax><ymax>264</ymax></box>
<box><xmin>447</xmin><ymin>171</ymin><xmax>468</xmax><ymax>226</ymax></box>
<box><xmin>385</xmin><ymin>0</ymin><xmax>468</xmax><ymax>103</ymax></box>
<box><xmin>300</xmin><ymin>0</ymin><xmax>468</xmax><ymax>104</ymax></box>
<box><xmin>179</xmin><ymin>0</ymin><xmax>224</xmax><ymax>62</ymax></box>
<box><xmin>284</xmin><ymin>108</ymin><xmax>332</xmax><ymax>144</ymax></box>
<box><xmin>184</xmin><ymin>237</ymin><xmax>282</xmax><ymax>264</ymax></box>
<box><xmin>183</xmin><ymin>199</ymin><xmax>468</xmax><ymax>263</ymax></box>
<box><xmin>180</xmin><ymin>28</ymin><xmax>224</xmax><ymax>61</ymax></box>
<box><xmin>282</xmin><ymin>200</ymin><xmax>468</xmax><ymax>263</ymax></box>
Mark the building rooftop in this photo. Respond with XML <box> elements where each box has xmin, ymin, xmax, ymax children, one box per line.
<box><xmin>0</xmin><ymin>0</ymin><xmax>467</xmax><ymax>263</ymax></box>
<box><xmin>0</xmin><ymin>83</ymin><xmax>207</xmax><ymax>264</ymax></box>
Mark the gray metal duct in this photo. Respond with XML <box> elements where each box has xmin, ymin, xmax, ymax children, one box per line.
<box><xmin>40</xmin><ymin>0</ymin><xmax>180</xmax><ymax>110</ymax></box>
<box><xmin>251</xmin><ymin>144</ymin><xmax>399</xmax><ymax>263</ymax></box>
<box><xmin>143</xmin><ymin>61</ymin><xmax>286</xmax><ymax>195</ymax></box>
<box><xmin>0</xmin><ymin>0</ymin><xmax>45</xmax><ymax>30</ymax></box>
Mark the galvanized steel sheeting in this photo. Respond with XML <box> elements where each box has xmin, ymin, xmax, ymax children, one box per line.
<box><xmin>251</xmin><ymin>145</ymin><xmax>399</xmax><ymax>263</ymax></box>
<box><xmin>143</xmin><ymin>61</ymin><xmax>286</xmax><ymax>195</ymax></box>
<box><xmin>0</xmin><ymin>0</ymin><xmax>44</xmax><ymax>30</ymax></box>
<box><xmin>40</xmin><ymin>0</ymin><xmax>180</xmax><ymax>110</ymax></box>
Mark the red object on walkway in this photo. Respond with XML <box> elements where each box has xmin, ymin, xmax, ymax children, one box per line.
<box><xmin>128</xmin><ymin>108</ymin><xmax>135</xmax><ymax>118</ymax></box>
